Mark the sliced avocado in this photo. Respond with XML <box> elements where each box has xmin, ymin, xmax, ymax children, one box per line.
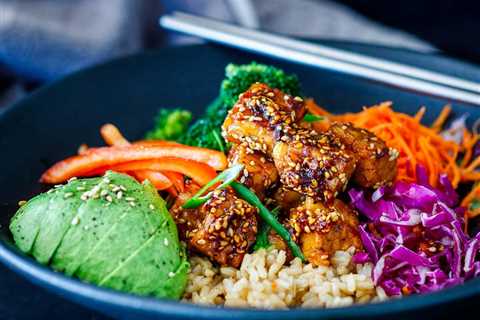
<box><xmin>10</xmin><ymin>194</ymin><xmax>49</xmax><ymax>253</ymax></box>
<box><xmin>10</xmin><ymin>172</ymin><xmax>189</xmax><ymax>299</ymax></box>
<box><xmin>99</xmin><ymin>227</ymin><xmax>189</xmax><ymax>299</ymax></box>
<box><xmin>31</xmin><ymin>179</ymin><xmax>97</xmax><ymax>264</ymax></box>
<box><xmin>51</xmin><ymin>186</ymin><xmax>128</xmax><ymax>275</ymax></box>
<box><xmin>74</xmin><ymin>177</ymin><xmax>165</xmax><ymax>283</ymax></box>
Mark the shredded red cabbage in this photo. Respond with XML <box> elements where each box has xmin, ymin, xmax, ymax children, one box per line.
<box><xmin>349</xmin><ymin>166</ymin><xmax>480</xmax><ymax>296</ymax></box>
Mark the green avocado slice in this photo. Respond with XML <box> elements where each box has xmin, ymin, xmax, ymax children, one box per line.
<box><xmin>74</xmin><ymin>177</ymin><xmax>164</xmax><ymax>283</ymax></box>
<box><xmin>10</xmin><ymin>194</ymin><xmax>49</xmax><ymax>254</ymax></box>
<box><xmin>99</xmin><ymin>226</ymin><xmax>189</xmax><ymax>299</ymax></box>
<box><xmin>51</xmin><ymin>175</ymin><xmax>131</xmax><ymax>275</ymax></box>
<box><xmin>10</xmin><ymin>172</ymin><xmax>189</xmax><ymax>299</ymax></box>
<box><xmin>30</xmin><ymin>179</ymin><xmax>97</xmax><ymax>264</ymax></box>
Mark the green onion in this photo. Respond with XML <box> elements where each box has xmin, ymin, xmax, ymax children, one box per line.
<box><xmin>471</xmin><ymin>198</ymin><xmax>480</xmax><ymax>210</ymax></box>
<box><xmin>231</xmin><ymin>182</ymin><xmax>305</xmax><ymax>261</ymax></box>
<box><xmin>211</xmin><ymin>128</ymin><xmax>226</xmax><ymax>153</ymax></box>
<box><xmin>182</xmin><ymin>164</ymin><xmax>244</xmax><ymax>209</ymax></box>
<box><xmin>253</xmin><ymin>206</ymin><xmax>280</xmax><ymax>251</ymax></box>
<box><xmin>303</xmin><ymin>113</ymin><xmax>323</xmax><ymax>122</ymax></box>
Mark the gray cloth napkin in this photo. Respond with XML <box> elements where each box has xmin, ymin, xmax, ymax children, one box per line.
<box><xmin>0</xmin><ymin>0</ymin><xmax>433</xmax><ymax>81</ymax></box>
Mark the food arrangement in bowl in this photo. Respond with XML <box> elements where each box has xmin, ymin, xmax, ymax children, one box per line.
<box><xmin>9</xmin><ymin>62</ymin><xmax>480</xmax><ymax>309</ymax></box>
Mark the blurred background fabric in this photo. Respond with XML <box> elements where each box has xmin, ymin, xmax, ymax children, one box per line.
<box><xmin>0</xmin><ymin>0</ymin><xmax>477</xmax><ymax>108</ymax></box>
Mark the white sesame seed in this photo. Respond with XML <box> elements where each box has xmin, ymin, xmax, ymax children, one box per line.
<box><xmin>71</xmin><ymin>216</ymin><xmax>80</xmax><ymax>225</ymax></box>
<box><xmin>168</xmin><ymin>272</ymin><xmax>175</xmax><ymax>278</ymax></box>
<box><xmin>164</xmin><ymin>238</ymin><xmax>169</xmax><ymax>246</ymax></box>
<box><xmin>116</xmin><ymin>191</ymin><xmax>123</xmax><ymax>199</ymax></box>
<box><xmin>106</xmin><ymin>195</ymin><xmax>113</xmax><ymax>202</ymax></box>
<box><xmin>64</xmin><ymin>192</ymin><xmax>74</xmax><ymax>199</ymax></box>
<box><xmin>125</xmin><ymin>197</ymin><xmax>135</xmax><ymax>202</ymax></box>
<box><xmin>149</xmin><ymin>204</ymin><xmax>155</xmax><ymax>210</ymax></box>
<box><xmin>68</xmin><ymin>177</ymin><xmax>78</xmax><ymax>182</ymax></box>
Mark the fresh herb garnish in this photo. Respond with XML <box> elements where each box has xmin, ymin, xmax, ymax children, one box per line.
<box><xmin>303</xmin><ymin>113</ymin><xmax>323</xmax><ymax>122</ymax></box>
<box><xmin>231</xmin><ymin>182</ymin><xmax>305</xmax><ymax>261</ymax></box>
<box><xmin>182</xmin><ymin>164</ymin><xmax>244</xmax><ymax>209</ymax></box>
<box><xmin>253</xmin><ymin>206</ymin><xmax>280</xmax><ymax>251</ymax></box>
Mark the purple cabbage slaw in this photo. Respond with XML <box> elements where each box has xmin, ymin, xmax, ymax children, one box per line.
<box><xmin>349</xmin><ymin>166</ymin><xmax>480</xmax><ymax>296</ymax></box>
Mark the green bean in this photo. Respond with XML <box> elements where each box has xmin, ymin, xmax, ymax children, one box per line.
<box><xmin>231</xmin><ymin>182</ymin><xmax>305</xmax><ymax>261</ymax></box>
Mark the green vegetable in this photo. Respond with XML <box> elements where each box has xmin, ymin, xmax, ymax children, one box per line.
<box><xmin>303</xmin><ymin>114</ymin><xmax>324</xmax><ymax>122</ymax></box>
<box><xmin>253</xmin><ymin>206</ymin><xmax>280</xmax><ymax>251</ymax></box>
<box><xmin>221</xmin><ymin>62</ymin><xmax>301</xmax><ymax>109</ymax></box>
<box><xmin>147</xmin><ymin>62</ymin><xmax>301</xmax><ymax>151</ymax></box>
<box><xmin>182</xmin><ymin>164</ymin><xmax>244</xmax><ymax>209</ymax></box>
<box><xmin>10</xmin><ymin>171</ymin><xmax>189</xmax><ymax>299</ymax></box>
<box><xmin>471</xmin><ymin>198</ymin><xmax>480</xmax><ymax>210</ymax></box>
<box><xmin>178</xmin><ymin>97</ymin><xmax>227</xmax><ymax>151</ymax></box>
<box><xmin>231</xmin><ymin>182</ymin><xmax>305</xmax><ymax>261</ymax></box>
<box><xmin>145</xmin><ymin>108</ymin><xmax>192</xmax><ymax>140</ymax></box>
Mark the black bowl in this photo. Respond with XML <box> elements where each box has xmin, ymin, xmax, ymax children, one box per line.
<box><xmin>0</xmin><ymin>41</ymin><xmax>479</xmax><ymax>319</ymax></box>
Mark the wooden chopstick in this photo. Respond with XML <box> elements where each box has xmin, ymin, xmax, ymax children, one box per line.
<box><xmin>159</xmin><ymin>12</ymin><xmax>480</xmax><ymax>106</ymax></box>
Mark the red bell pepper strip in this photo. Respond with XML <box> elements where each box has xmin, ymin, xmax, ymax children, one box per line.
<box><xmin>133</xmin><ymin>170</ymin><xmax>172</xmax><ymax>190</ymax></box>
<box><xmin>41</xmin><ymin>144</ymin><xmax>227</xmax><ymax>183</ymax></box>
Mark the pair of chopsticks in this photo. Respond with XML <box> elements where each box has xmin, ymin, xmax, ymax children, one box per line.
<box><xmin>160</xmin><ymin>12</ymin><xmax>480</xmax><ymax>106</ymax></box>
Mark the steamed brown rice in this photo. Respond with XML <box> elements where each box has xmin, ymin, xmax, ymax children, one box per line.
<box><xmin>183</xmin><ymin>247</ymin><xmax>387</xmax><ymax>309</ymax></box>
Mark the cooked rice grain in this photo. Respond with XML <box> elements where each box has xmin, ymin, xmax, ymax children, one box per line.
<box><xmin>183</xmin><ymin>248</ymin><xmax>387</xmax><ymax>308</ymax></box>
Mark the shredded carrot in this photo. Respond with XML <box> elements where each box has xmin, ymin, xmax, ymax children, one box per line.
<box><xmin>308</xmin><ymin>100</ymin><xmax>480</xmax><ymax>219</ymax></box>
<box><xmin>431</xmin><ymin>105</ymin><xmax>451</xmax><ymax>132</ymax></box>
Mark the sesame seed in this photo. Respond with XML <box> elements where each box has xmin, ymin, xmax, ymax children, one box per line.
<box><xmin>106</xmin><ymin>195</ymin><xmax>113</xmax><ymax>202</ymax></box>
<box><xmin>117</xmin><ymin>191</ymin><xmax>123</xmax><ymax>199</ymax></box>
<box><xmin>18</xmin><ymin>200</ymin><xmax>27</xmax><ymax>207</ymax></box>
<box><xmin>168</xmin><ymin>272</ymin><xmax>175</xmax><ymax>278</ymax></box>
<box><xmin>164</xmin><ymin>238</ymin><xmax>169</xmax><ymax>246</ymax></box>
<box><xmin>68</xmin><ymin>177</ymin><xmax>78</xmax><ymax>182</ymax></box>
<box><xmin>125</xmin><ymin>197</ymin><xmax>135</xmax><ymax>202</ymax></box>
<box><xmin>64</xmin><ymin>192</ymin><xmax>74</xmax><ymax>199</ymax></box>
<box><xmin>71</xmin><ymin>216</ymin><xmax>80</xmax><ymax>225</ymax></box>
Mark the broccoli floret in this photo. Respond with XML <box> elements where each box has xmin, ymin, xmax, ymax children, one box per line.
<box><xmin>145</xmin><ymin>108</ymin><xmax>192</xmax><ymax>140</ymax></box>
<box><xmin>145</xmin><ymin>63</ymin><xmax>301</xmax><ymax>152</ymax></box>
<box><xmin>179</xmin><ymin>97</ymin><xmax>227</xmax><ymax>152</ymax></box>
<box><xmin>220</xmin><ymin>62</ymin><xmax>301</xmax><ymax>109</ymax></box>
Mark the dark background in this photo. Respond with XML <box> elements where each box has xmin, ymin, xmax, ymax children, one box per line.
<box><xmin>338</xmin><ymin>0</ymin><xmax>479</xmax><ymax>62</ymax></box>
